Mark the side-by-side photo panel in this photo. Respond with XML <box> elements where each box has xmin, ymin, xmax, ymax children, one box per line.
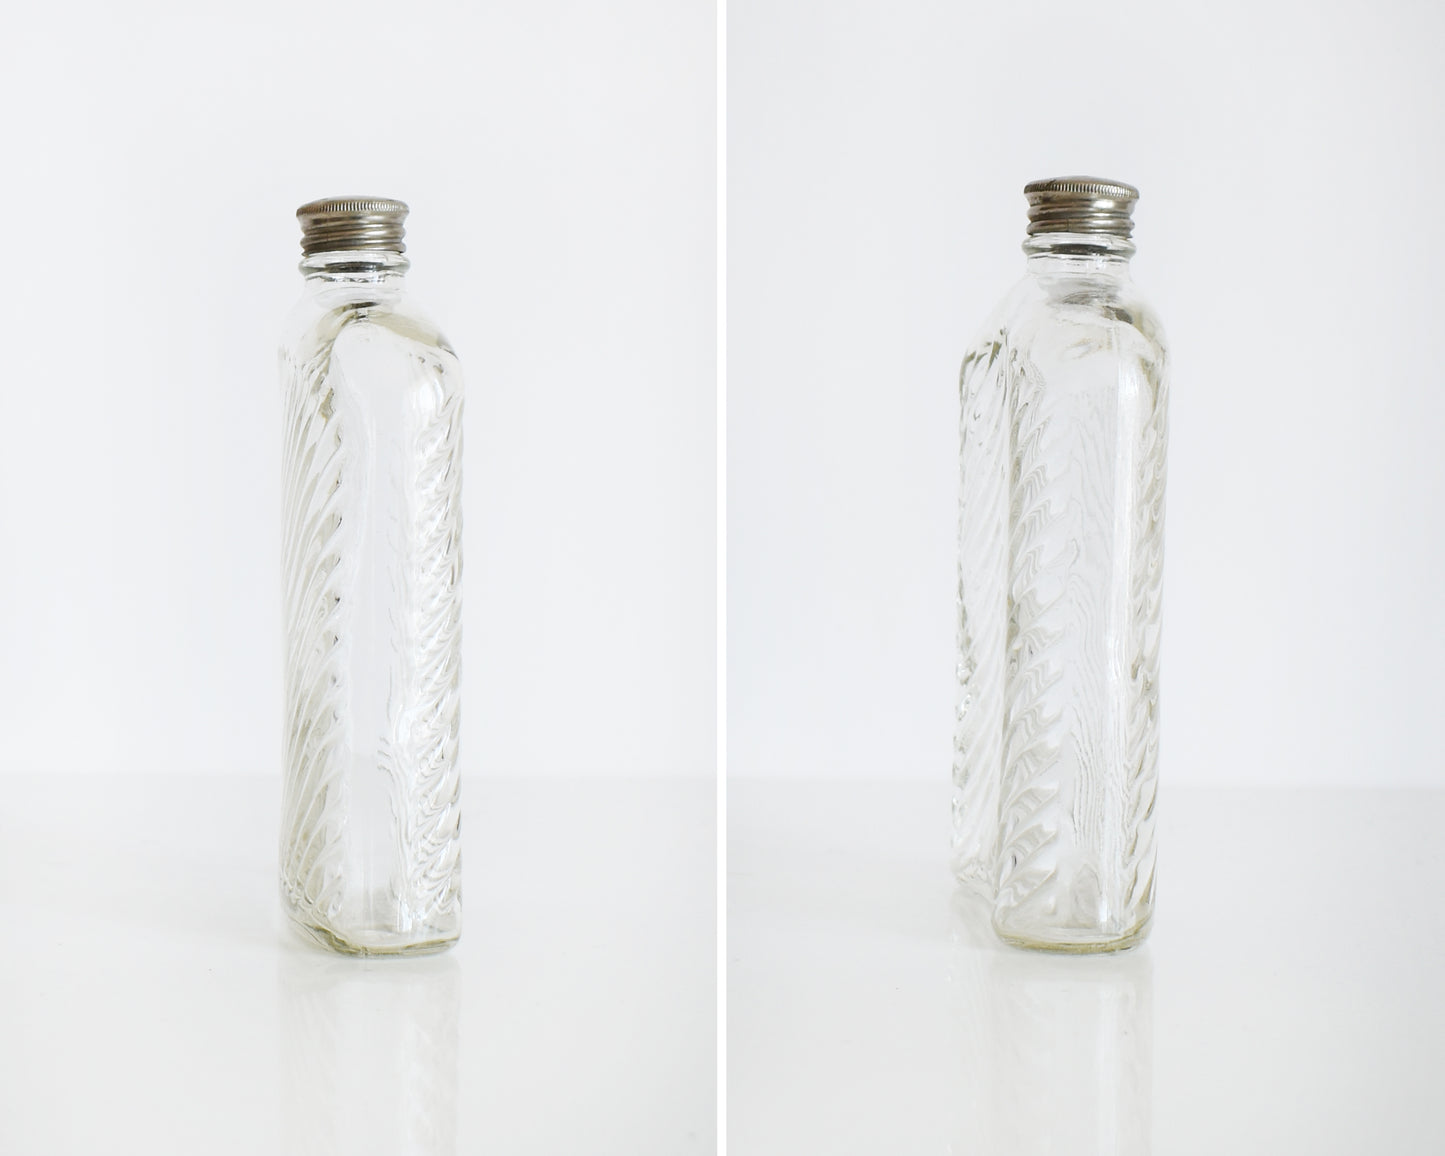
<box><xmin>727</xmin><ymin>0</ymin><xmax>1445</xmax><ymax>1151</ymax></box>
<box><xmin>0</xmin><ymin>2</ymin><xmax>717</xmax><ymax>1152</ymax></box>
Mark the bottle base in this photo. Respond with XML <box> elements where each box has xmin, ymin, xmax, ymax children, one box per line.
<box><xmin>994</xmin><ymin>916</ymin><xmax>1151</xmax><ymax>955</ymax></box>
<box><xmin>286</xmin><ymin>914</ymin><xmax>460</xmax><ymax>957</ymax></box>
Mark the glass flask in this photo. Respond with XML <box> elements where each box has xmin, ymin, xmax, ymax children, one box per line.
<box><xmin>953</xmin><ymin>178</ymin><xmax>1168</xmax><ymax>953</ymax></box>
<box><xmin>279</xmin><ymin>197</ymin><xmax>464</xmax><ymax>955</ymax></box>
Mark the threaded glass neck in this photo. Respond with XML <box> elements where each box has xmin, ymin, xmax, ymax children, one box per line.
<box><xmin>1023</xmin><ymin>231</ymin><xmax>1135</xmax><ymax>265</ymax></box>
<box><xmin>300</xmin><ymin>249</ymin><xmax>411</xmax><ymax>282</ymax></box>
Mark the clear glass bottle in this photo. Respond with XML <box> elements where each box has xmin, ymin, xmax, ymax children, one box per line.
<box><xmin>953</xmin><ymin>178</ymin><xmax>1168</xmax><ymax>952</ymax></box>
<box><xmin>279</xmin><ymin>197</ymin><xmax>464</xmax><ymax>955</ymax></box>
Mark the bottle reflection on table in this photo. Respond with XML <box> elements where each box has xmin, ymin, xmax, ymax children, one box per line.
<box><xmin>278</xmin><ymin>947</ymin><xmax>461</xmax><ymax>1156</ymax></box>
<box><xmin>952</xmin><ymin>892</ymin><xmax>1153</xmax><ymax>1155</ymax></box>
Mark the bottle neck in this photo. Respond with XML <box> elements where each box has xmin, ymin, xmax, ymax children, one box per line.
<box><xmin>1023</xmin><ymin>232</ymin><xmax>1134</xmax><ymax>277</ymax></box>
<box><xmin>300</xmin><ymin>249</ymin><xmax>411</xmax><ymax>285</ymax></box>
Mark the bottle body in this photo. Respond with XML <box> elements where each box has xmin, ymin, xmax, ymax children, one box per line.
<box><xmin>954</xmin><ymin>231</ymin><xmax>1167</xmax><ymax>952</ymax></box>
<box><xmin>279</xmin><ymin>249</ymin><xmax>464</xmax><ymax>955</ymax></box>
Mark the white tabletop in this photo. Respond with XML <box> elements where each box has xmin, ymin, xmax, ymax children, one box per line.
<box><xmin>0</xmin><ymin>774</ymin><xmax>715</xmax><ymax>1155</ymax></box>
<box><xmin>728</xmin><ymin>780</ymin><xmax>1445</xmax><ymax>1155</ymax></box>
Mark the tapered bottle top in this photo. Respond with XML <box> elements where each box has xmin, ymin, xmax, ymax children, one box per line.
<box><xmin>297</xmin><ymin>196</ymin><xmax>408</xmax><ymax>255</ymax></box>
<box><xmin>1024</xmin><ymin>177</ymin><xmax>1138</xmax><ymax>238</ymax></box>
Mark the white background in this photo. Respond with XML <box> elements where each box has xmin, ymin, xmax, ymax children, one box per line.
<box><xmin>0</xmin><ymin>0</ymin><xmax>716</xmax><ymax>778</ymax></box>
<box><xmin>729</xmin><ymin>0</ymin><xmax>1445</xmax><ymax>787</ymax></box>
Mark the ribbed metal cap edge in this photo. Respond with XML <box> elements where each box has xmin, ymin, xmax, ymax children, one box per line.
<box><xmin>1024</xmin><ymin>176</ymin><xmax>1138</xmax><ymax>238</ymax></box>
<box><xmin>297</xmin><ymin>196</ymin><xmax>408</xmax><ymax>256</ymax></box>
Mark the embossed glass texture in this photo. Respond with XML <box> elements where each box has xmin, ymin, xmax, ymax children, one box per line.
<box><xmin>279</xmin><ymin>240</ymin><xmax>464</xmax><ymax>956</ymax></box>
<box><xmin>953</xmin><ymin>227</ymin><xmax>1168</xmax><ymax>953</ymax></box>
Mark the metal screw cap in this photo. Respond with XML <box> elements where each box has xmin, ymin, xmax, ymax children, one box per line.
<box><xmin>296</xmin><ymin>197</ymin><xmax>408</xmax><ymax>256</ymax></box>
<box><xmin>1024</xmin><ymin>177</ymin><xmax>1139</xmax><ymax>238</ymax></box>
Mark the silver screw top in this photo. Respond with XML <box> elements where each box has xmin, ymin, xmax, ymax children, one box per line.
<box><xmin>1024</xmin><ymin>177</ymin><xmax>1138</xmax><ymax>238</ymax></box>
<box><xmin>296</xmin><ymin>197</ymin><xmax>408</xmax><ymax>256</ymax></box>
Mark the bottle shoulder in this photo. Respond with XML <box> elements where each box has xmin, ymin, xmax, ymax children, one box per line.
<box><xmin>965</xmin><ymin>273</ymin><xmax>1167</xmax><ymax>376</ymax></box>
<box><xmin>279</xmin><ymin>290</ymin><xmax>463</xmax><ymax>416</ymax></box>
<box><xmin>281</xmin><ymin>288</ymin><xmax>458</xmax><ymax>367</ymax></box>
